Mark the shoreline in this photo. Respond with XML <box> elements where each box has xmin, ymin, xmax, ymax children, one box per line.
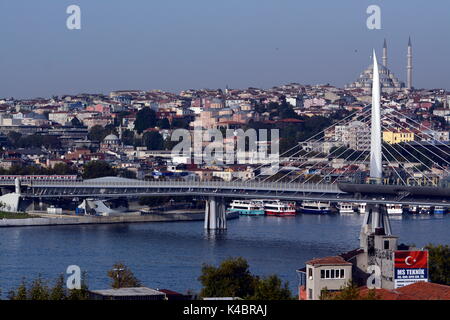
<box><xmin>0</xmin><ymin>210</ymin><xmax>240</xmax><ymax>228</ymax></box>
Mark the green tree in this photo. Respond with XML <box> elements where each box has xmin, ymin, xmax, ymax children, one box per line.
<box><xmin>49</xmin><ymin>274</ymin><xmax>67</xmax><ymax>300</ymax></box>
<box><xmin>8</xmin><ymin>278</ymin><xmax>28</xmax><ymax>300</ymax></box>
<box><xmin>320</xmin><ymin>280</ymin><xmax>379</xmax><ymax>300</ymax></box>
<box><xmin>70</xmin><ymin>117</ymin><xmax>83</xmax><ymax>127</ymax></box>
<box><xmin>156</xmin><ymin>118</ymin><xmax>171</xmax><ymax>129</ymax></box>
<box><xmin>88</xmin><ymin>125</ymin><xmax>109</xmax><ymax>142</ymax></box>
<box><xmin>198</xmin><ymin>257</ymin><xmax>257</xmax><ymax>298</ymax></box>
<box><xmin>134</xmin><ymin>107</ymin><xmax>157</xmax><ymax>134</ymax></box>
<box><xmin>250</xmin><ymin>275</ymin><xmax>293</xmax><ymax>300</ymax></box>
<box><xmin>142</xmin><ymin>131</ymin><xmax>164</xmax><ymax>150</ymax></box>
<box><xmin>107</xmin><ymin>263</ymin><xmax>141</xmax><ymax>289</ymax></box>
<box><xmin>82</xmin><ymin>161</ymin><xmax>116</xmax><ymax>179</ymax></box>
<box><xmin>425</xmin><ymin>244</ymin><xmax>450</xmax><ymax>285</ymax></box>
<box><xmin>28</xmin><ymin>275</ymin><xmax>49</xmax><ymax>300</ymax></box>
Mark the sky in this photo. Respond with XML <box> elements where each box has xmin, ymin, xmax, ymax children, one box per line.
<box><xmin>0</xmin><ymin>0</ymin><xmax>449</xmax><ymax>98</ymax></box>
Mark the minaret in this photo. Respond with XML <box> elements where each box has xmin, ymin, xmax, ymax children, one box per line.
<box><xmin>407</xmin><ymin>37</ymin><xmax>413</xmax><ymax>90</ymax></box>
<box><xmin>370</xmin><ymin>50</ymin><xmax>382</xmax><ymax>181</ymax></box>
<box><xmin>382</xmin><ymin>39</ymin><xmax>388</xmax><ymax>67</ymax></box>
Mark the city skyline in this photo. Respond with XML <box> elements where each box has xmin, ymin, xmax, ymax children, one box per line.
<box><xmin>1</xmin><ymin>0</ymin><xmax>449</xmax><ymax>98</ymax></box>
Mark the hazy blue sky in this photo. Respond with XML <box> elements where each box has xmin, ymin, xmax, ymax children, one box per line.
<box><xmin>0</xmin><ymin>0</ymin><xmax>449</xmax><ymax>98</ymax></box>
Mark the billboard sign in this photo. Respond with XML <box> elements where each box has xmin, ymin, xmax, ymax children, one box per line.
<box><xmin>394</xmin><ymin>250</ymin><xmax>428</xmax><ymax>289</ymax></box>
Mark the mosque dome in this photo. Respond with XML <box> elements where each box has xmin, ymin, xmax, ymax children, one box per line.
<box><xmin>103</xmin><ymin>134</ymin><xmax>120</xmax><ymax>143</ymax></box>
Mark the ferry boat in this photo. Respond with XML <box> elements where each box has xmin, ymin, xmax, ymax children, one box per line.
<box><xmin>386</xmin><ymin>204</ymin><xmax>403</xmax><ymax>216</ymax></box>
<box><xmin>358</xmin><ymin>203</ymin><xmax>367</xmax><ymax>214</ymax></box>
<box><xmin>337</xmin><ymin>202</ymin><xmax>355</xmax><ymax>214</ymax></box>
<box><xmin>299</xmin><ymin>201</ymin><xmax>332</xmax><ymax>214</ymax></box>
<box><xmin>434</xmin><ymin>206</ymin><xmax>447</xmax><ymax>215</ymax></box>
<box><xmin>228</xmin><ymin>200</ymin><xmax>265</xmax><ymax>216</ymax></box>
<box><xmin>418</xmin><ymin>206</ymin><xmax>432</xmax><ymax>215</ymax></box>
<box><xmin>263</xmin><ymin>200</ymin><xmax>296</xmax><ymax>216</ymax></box>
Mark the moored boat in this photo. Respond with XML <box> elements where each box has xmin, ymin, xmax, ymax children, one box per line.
<box><xmin>433</xmin><ymin>206</ymin><xmax>447</xmax><ymax>215</ymax></box>
<box><xmin>337</xmin><ymin>202</ymin><xmax>355</xmax><ymax>214</ymax></box>
<box><xmin>386</xmin><ymin>204</ymin><xmax>403</xmax><ymax>216</ymax></box>
<box><xmin>264</xmin><ymin>200</ymin><xmax>296</xmax><ymax>216</ymax></box>
<box><xmin>299</xmin><ymin>201</ymin><xmax>332</xmax><ymax>214</ymax></box>
<box><xmin>227</xmin><ymin>200</ymin><xmax>265</xmax><ymax>216</ymax></box>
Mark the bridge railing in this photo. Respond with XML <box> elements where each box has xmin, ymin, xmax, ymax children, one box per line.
<box><xmin>25</xmin><ymin>179</ymin><xmax>343</xmax><ymax>193</ymax></box>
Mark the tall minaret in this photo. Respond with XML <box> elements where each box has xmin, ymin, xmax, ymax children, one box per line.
<box><xmin>370</xmin><ymin>50</ymin><xmax>382</xmax><ymax>181</ymax></box>
<box><xmin>382</xmin><ymin>39</ymin><xmax>388</xmax><ymax>67</ymax></box>
<box><xmin>407</xmin><ymin>37</ymin><xmax>413</xmax><ymax>90</ymax></box>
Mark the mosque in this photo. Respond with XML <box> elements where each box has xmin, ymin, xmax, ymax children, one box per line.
<box><xmin>346</xmin><ymin>38</ymin><xmax>413</xmax><ymax>94</ymax></box>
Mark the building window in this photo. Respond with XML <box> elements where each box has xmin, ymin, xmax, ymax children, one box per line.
<box><xmin>308</xmin><ymin>268</ymin><xmax>313</xmax><ymax>279</ymax></box>
<box><xmin>384</xmin><ymin>240</ymin><xmax>390</xmax><ymax>250</ymax></box>
<box><xmin>309</xmin><ymin>289</ymin><xmax>313</xmax><ymax>300</ymax></box>
<box><xmin>321</xmin><ymin>268</ymin><xmax>346</xmax><ymax>279</ymax></box>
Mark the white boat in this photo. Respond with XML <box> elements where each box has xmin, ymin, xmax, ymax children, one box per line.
<box><xmin>386</xmin><ymin>204</ymin><xmax>403</xmax><ymax>216</ymax></box>
<box><xmin>263</xmin><ymin>200</ymin><xmax>296</xmax><ymax>216</ymax></box>
<box><xmin>337</xmin><ymin>202</ymin><xmax>355</xmax><ymax>214</ymax></box>
<box><xmin>228</xmin><ymin>200</ymin><xmax>265</xmax><ymax>216</ymax></box>
<box><xmin>299</xmin><ymin>201</ymin><xmax>331</xmax><ymax>214</ymax></box>
<box><xmin>358</xmin><ymin>203</ymin><xmax>367</xmax><ymax>214</ymax></box>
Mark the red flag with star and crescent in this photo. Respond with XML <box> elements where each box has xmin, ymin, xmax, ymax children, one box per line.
<box><xmin>394</xmin><ymin>251</ymin><xmax>428</xmax><ymax>269</ymax></box>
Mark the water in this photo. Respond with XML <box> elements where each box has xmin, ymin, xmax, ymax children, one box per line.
<box><xmin>0</xmin><ymin>214</ymin><xmax>449</xmax><ymax>296</ymax></box>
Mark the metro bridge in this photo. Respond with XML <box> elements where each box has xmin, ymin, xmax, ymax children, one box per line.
<box><xmin>0</xmin><ymin>176</ymin><xmax>447</xmax><ymax>230</ymax></box>
<box><xmin>0</xmin><ymin>52</ymin><xmax>448</xmax><ymax>231</ymax></box>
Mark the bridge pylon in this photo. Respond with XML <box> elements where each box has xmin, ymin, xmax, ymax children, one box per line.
<box><xmin>204</xmin><ymin>196</ymin><xmax>227</xmax><ymax>230</ymax></box>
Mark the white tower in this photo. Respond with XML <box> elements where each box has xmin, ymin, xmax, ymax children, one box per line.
<box><xmin>407</xmin><ymin>37</ymin><xmax>413</xmax><ymax>90</ymax></box>
<box><xmin>382</xmin><ymin>39</ymin><xmax>388</xmax><ymax>67</ymax></box>
<box><xmin>370</xmin><ymin>51</ymin><xmax>382</xmax><ymax>181</ymax></box>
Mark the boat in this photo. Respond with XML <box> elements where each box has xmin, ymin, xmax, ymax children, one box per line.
<box><xmin>227</xmin><ymin>200</ymin><xmax>265</xmax><ymax>216</ymax></box>
<box><xmin>418</xmin><ymin>206</ymin><xmax>432</xmax><ymax>215</ymax></box>
<box><xmin>434</xmin><ymin>206</ymin><xmax>447</xmax><ymax>215</ymax></box>
<box><xmin>263</xmin><ymin>200</ymin><xmax>296</xmax><ymax>216</ymax></box>
<box><xmin>406</xmin><ymin>205</ymin><xmax>418</xmax><ymax>214</ymax></box>
<box><xmin>299</xmin><ymin>201</ymin><xmax>332</xmax><ymax>214</ymax></box>
<box><xmin>386</xmin><ymin>204</ymin><xmax>403</xmax><ymax>216</ymax></box>
<box><xmin>337</xmin><ymin>202</ymin><xmax>355</xmax><ymax>214</ymax></box>
<box><xmin>357</xmin><ymin>203</ymin><xmax>367</xmax><ymax>214</ymax></box>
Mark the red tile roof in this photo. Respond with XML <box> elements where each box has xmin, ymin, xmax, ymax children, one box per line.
<box><xmin>306</xmin><ymin>256</ymin><xmax>352</xmax><ymax>266</ymax></box>
<box><xmin>359</xmin><ymin>282</ymin><xmax>450</xmax><ymax>300</ymax></box>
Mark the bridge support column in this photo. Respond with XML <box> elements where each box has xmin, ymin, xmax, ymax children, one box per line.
<box><xmin>204</xmin><ymin>196</ymin><xmax>227</xmax><ymax>230</ymax></box>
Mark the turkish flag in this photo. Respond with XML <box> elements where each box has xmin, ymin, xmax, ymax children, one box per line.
<box><xmin>394</xmin><ymin>251</ymin><xmax>428</xmax><ymax>269</ymax></box>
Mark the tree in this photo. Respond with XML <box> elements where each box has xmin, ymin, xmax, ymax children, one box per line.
<box><xmin>118</xmin><ymin>169</ymin><xmax>136</xmax><ymax>179</ymax></box>
<box><xmin>156</xmin><ymin>118</ymin><xmax>171</xmax><ymax>129</ymax></box>
<box><xmin>107</xmin><ymin>263</ymin><xmax>141</xmax><ymax>289</ymax></box>
<box><xmin>142</xmin><ymin>131</ymin><xmax>164</xmax><ymax>150</ymax></box>
<box><xmin>8</xmin><ymin>278</ymin><xmax>28</xmax><ymax>300</ymax></box>
<box><xmin>250</xmin><ymin>275</ymin><xmax>293</xmax><ymax>300</ymax></box>
<box><xmin>121</xmin><ymin>129</ymin><xmax>135</xmax><ymax>146</ymax></box>
<box><xmin>82</xmin><ymin>161</ymin><xmax>116</xmax><ymax>179</ymax></box>
<box><xmin>28</xmin><ymin>275</ymin><xmax>49</xmax><ymax>300</ymax></box>
<box><xmin>320</xmin><ymin>280</ymin><xmax>379</xmax><ymax>300</ymax></box>
<box><xmin>67</xmin><ymin>271</ymin><xmax>89</xmax><ymax>300</ymax></box>
<box><xmin>49</xmin><ymin>274</ymin><xmax>67</xmax><ymax>300</ymax></box>
<box><xmin>70</xmin><ymin>117</ymin><xmax>83</xmax><ymax>127</ymax></box>
<box><xmin>425</xmin><ymin>244</ymin><xmax>450</xmax><ymax>285</ymax></box>
<box><xmin>198</xmin><ymin>257</ymin><xmax>257</xmax><ymax>298</ymax></box>
<box><xmin>134</xmin><ymin>107</ymin><xmax>157</xmax><ymax>134</ymax></box>
<box><xmin>88</xmin><ymin>125</ymin><xmax>110</xmax><ymax>142</ymax></box>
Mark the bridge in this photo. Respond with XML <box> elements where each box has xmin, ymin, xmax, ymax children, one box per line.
<box><xmin>1</xmin><ymin>51</ymin><xmax>449</xmax><ymax>231</ymax></box>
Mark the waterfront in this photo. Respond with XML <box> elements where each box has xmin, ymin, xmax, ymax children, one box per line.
<box><xmin>0</xmin><ymin>213</ymin><xmax>449</xmax><ymax>295</ymax></box>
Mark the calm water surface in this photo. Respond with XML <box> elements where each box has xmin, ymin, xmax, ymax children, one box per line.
<box><xmin>1</xmin><ymin>214</ymin><xmax>449</xmax><ymax>295</ymax></box>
